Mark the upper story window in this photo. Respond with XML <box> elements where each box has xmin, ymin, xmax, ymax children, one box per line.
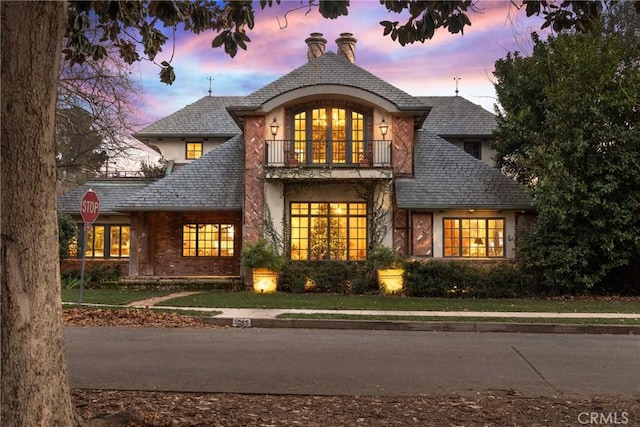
<box><xmin>186</xmin><ymin>142</ymin><xmax>203</xmax><ymax>160</ymax></box>
<box><xmin>292</xmin><ymin>107</ymin><xmax>365</xmax><ymax>165</ymax></box>
<box><xmin>464</xmin><ymin>141</ymin><xmax>481</xmax><ymax>160</ymax></box>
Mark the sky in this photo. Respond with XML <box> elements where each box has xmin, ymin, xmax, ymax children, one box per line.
<box><xmin>130</xmin><ymin>1</ymin><xmax>550</xmax><ymax>132</ymax></box>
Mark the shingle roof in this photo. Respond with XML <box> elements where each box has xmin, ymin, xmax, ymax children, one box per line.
<box><xmin>135</xmin><ymin>96</ymin><xmax>242</xmax><ymax>137</ymax></box>
<box><xmin>230</xmin><ymin>52</ymin><xmax>428</xmax><ymax>111</ymax></box>
<box><xmin>419</xmin><ymin>96</ymin><xmax>496</xmax><ymax>136</ymax></box>
<box><xmin>117</xmin><ymin>135</ymin><xmax>244</xmax><ymax>211</ymax></box>
<box><xmin>57</xmin><ymin>180</ymin><xmax>152</xmax><ymax>215</ymax></box>
<box><xmin>395</xmin><ymin>131</ymin><xmax>532</xmax><ymax>210</ymax></box>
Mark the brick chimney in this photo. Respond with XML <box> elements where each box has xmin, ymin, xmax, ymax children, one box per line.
<box><xmin>336</xmin><ymin>32</ymin><xmax>357</xmax><ymax>63</ymax></box>
<box><xmin>305</xmin><ymin>32</ymin><xmax>327</xmax><ymax>61</ymax></box>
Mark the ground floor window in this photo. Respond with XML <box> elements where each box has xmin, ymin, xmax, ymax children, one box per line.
<box><xmin>182</xmin><ymin>224</ymin><xmax>234</xmax><ymax>257</ymax></box>
<box><xmin>290</xmin><ymin>202</ymin><xmax>367</xmax><ymax>261</ymax></box>
<box><xmin>73</xmin><ymin>224</ymin><xmax>130</xmax><ymax>258</ymax></box>
<box><xmin>443</xmin><ymin>218</ymin><xmax>504</xmax><ymax>257</ymax></box>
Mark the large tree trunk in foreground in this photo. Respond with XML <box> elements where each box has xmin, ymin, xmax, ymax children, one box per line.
<box><xmin>1</xmin><ymin>2</ymin><xmax>78</xmax><ymax>425</ymax></box>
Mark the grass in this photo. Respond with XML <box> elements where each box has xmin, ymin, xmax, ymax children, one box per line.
<box><xmin>61</xmin><ymin>289</ymin><xmax>173</xmax><ymax>305</ymax></box>
<box><xmin>276</xmin><ymin>313</ymin><xmax>640</xmax><ymax>325</ymax></box>
<box><xmin>155</xmin><ymin>291</ymin><xmax>640</xmax><ymax>313</ymax></box>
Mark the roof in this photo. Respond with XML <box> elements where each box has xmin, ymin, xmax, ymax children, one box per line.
<box><xmin>395</xmin><ymin>131</ymin><xmax>533</xmax><ymax>210</ymax></box>
<box><xmin>57</xmin><ymin>180</ymin><xmax>152</xmax><ymax>216</ymax></box>
<box><xmin>229</xmin><ymin>52</ymin><xmax>429</xmax><ymax>112</ymax></box>
<box><xmin>135</xmin><ymin>96</ymin><xmax>242</xmax><ymax>138</ymax></box>
<box><xmin>116</xmin><ymin>135</ymin><xmax>244</xmax><ymax>211</ymax></box>
<box><xmin>419</xmin><ymin>96</ymin><xmax>496</xmax><ymax>136</ymax></box>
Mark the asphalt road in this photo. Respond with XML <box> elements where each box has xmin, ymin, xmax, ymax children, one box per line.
<box><xmin>65</xmin><ymin>327</ymin><xmax>640</xmax><ymax>397</ymax></box>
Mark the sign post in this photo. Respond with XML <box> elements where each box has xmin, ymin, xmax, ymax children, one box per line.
<box><xmin>78</xmin><ymin>189</ymin><xmax>100</xmax><ymax>306</ymax></box>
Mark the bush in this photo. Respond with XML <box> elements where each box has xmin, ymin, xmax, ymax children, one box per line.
<box><xmin>404</xmin><ymin>260</ymin><xmax>535</xmax><ymax>298</ymax></box>
<box><xmin>241</xmin><ymin>239</ymin><xmax>287</xmax><ymax>272</ymax></box>
<box><xmin>58</xmin><ymin>213</ymin><xmax>77</xmax><ymax>261</ymax></box>
<box><xmin>60</xmin><ymin>264</ymin><xmax>122</xmax><ymax>289</ymax></box>
<box><xmin>366</xmin><ymin>245</ymin><xmax>404</xmax><ymax>270</ymax></box>
<box><xmin>278</xmin><ymin>261</ymin><xmax>377</xmax><ymax>294</ymax></box>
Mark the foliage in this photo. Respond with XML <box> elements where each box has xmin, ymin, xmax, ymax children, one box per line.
<box><xmin>366</xmin><ymin>245</ymin><xmax>404</xmax><ymax>270</ymax></box>
<box><xmin>140</xmin><ymin>158</ymin><xmax>168</xmax><ymax>178</ymax></box>
<box><xmin>278</xmin><ymin>260</ymin><xmax>377</xmax><ymax>294</ymax></box>
<box><xmin>61</xmin><ymin>264</ymin><xmax>122</xmax><ymax>289</ymax></box>
<box><xmin>493</xmin><ymin>28</ymin><xmax>640</xmax><ymax>293</ymax></box>
<box><xmin>241</xmin><ymin>238</ymin><xmax>287</xmax><ymax>272</ymax></box>
<box><xmin>55</xmin><ymin>106</ymin><xmax>107</xmax><ymax>187</ymax></box>
<box><xmin>57</xmin><ymin>39</ymin><xmax>142</xmax><ymax>191</ymax></box>
<box><xmin>60</xmin><ymin>1</ymin><xmax>636</xmax><ymax>87</ymax></box>
<box><xmin>57</xmin><ymin>213</ymin><xmax>78</xmax><ymax>261</ymax></box>
<box><xmin>404</xmin><ymin>261</ymin><xmax>535</xmax><ymax>298</ymax></box>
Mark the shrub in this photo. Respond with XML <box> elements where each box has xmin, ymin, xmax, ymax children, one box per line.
<box><xmin>60</xmin><ymin>264</ymin><xmax>121</xmax><ymax>289</ymax></box>
<box><xmin>366</xmin><ymin>245</ymin><xmax>404</xmax><ymax>270</ymax></box>
<box><xmin>278</xmin><ymin>261</ymin><xmax>377</xmax><ymax>294</ymax></box>
<box><xmin>58</xmin><ymin>213</ymin><xmax>77</xmax><ymax>261</ymax></box>
<box><xmin>241</xmin><ymin>239</ymin><xmax>287</xmax><ymax>272</ymax></box>
<box><xmin>404</xmin><ymin>260</ymin><xmax>535</xmax><ymax>298</ymax></box>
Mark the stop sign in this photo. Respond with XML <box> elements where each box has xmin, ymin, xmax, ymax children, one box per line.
<box><xmin>80</xmin><ymin>189</ymin><xmax>100</xmax><ymax>224</ymax></box>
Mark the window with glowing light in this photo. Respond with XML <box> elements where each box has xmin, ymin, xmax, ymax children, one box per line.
<box><xmin>293</xmin><ymin>107</ymin><xmax>365</xmax><ymax>165</ymax></box>
<box><xmin>186</xmin><ymin>142</ymin><xmax>203</xmax><ymax>160</ymax></box>
<box><xmin>74</xmin><ymin>224</ymin><xmax>130</xmax><ymax>258</ymax></box>
<box><xmin>290</xmin><ymin>202</ymin><xmax>367</xmax><ymax>261</ymax></box>
<box><xmin>182</xmin><ymin>224</ymin><xmax>234</xmax><ymax>257</ymax></box>
<box><xmin>443</xmin><ymin>218</ymin><xmax>505</xmax><ymax>257</ymax></box>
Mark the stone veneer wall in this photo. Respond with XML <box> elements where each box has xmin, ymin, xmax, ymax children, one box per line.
<box><xmin>243</xmin><ymin>116</ymin><xmax>266</xmax><ymax>245</ymax></box>
<box><xmin>140</xmin><ymin>211</ymin><xmax>242</xmax><ymax>276</ymax></box>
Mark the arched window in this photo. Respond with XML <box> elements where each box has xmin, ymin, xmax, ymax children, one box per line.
<box><xmin>292</xmin><ymin>107</ymin><xmax>365</xmax><ymax>165</ymax></box>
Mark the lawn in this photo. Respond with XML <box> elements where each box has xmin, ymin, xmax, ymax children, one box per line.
<box><xmin>155</xmin><ymin>291</ymin><xmax>640</xmax><ymax>313</ymax></box>
<box><xmin>61</xmin><ymin>289</ymin><xmax>173</xmax><ymax>305</ymax></box>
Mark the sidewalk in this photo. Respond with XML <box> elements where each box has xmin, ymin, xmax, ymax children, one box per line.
<box><xmin>114</xmin><ymin>293</ymin><xmax>640</xmax><ymax>335</ymax></box>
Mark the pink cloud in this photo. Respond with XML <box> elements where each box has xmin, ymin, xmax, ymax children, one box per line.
<box><xmin>131</xmin><ymin>1</ymin><xmax>553</xmax><ymax>129</ymax></box>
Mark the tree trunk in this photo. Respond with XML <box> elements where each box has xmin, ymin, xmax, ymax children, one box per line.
<box><xmin>1</xmin><ymin>2</ymin><xmax>78</xmax><ymax>426</ymax></box>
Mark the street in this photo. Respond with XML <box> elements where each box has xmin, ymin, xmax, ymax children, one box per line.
<box><xmin>65</xmin><ymin>327</ymin><xmax>640</xmax><ymax>397</ymax></box>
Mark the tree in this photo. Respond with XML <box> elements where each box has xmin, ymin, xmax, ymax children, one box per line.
<box><xmin>55</xmin><ymin>106</ymin><xmax>107</xmax><ymax>191</ymax></box>
<box><xmin>2</xmin><ymin>1</ymin><xmax>637</xmax><ymax>425</ymax></box>
<box><xmin>57</xmin><ymin>41</ymin><xmax>143</xmax><ymax>192</ymax></box>
<box><xmin>493</xmin><ymin>29</ymin><xmax>640</xmax><ymax>293</ymax></box>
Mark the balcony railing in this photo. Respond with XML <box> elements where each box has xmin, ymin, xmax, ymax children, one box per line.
<box><xmin>266</xmin><ymin>140</ymin><xmax>392</xmax><ymax>168</ymax></box>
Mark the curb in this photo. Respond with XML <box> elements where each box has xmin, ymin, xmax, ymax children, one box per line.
<box><xmin>202</xmin><ymin>317</ymin><xmax>639</xmax><ymax>335</ymax></box>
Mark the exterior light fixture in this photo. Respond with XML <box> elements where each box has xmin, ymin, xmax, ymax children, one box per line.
<box><xmin>379</xmin><ymin>118</ymin><xmax>389</xmax><ymax>140</ymax></box>
<box><xmin>270</xmin><ymin>117</ymin><xmax>279</xmax><ymax>138</ymax></box>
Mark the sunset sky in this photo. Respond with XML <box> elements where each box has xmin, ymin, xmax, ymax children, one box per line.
<box><xmin>131</xmin><ymin>1</ymin><xmax>549</xmax><ymax>131</ymax></box>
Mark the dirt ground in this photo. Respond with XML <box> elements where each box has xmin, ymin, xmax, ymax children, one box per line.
<box><xmin>64</xmin><ymin>308</ymin><xmax>639</xmax><ymax>427</ymax></box>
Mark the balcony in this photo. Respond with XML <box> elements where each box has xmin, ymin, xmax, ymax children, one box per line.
<box><xmin>266</xmin><ymin>139</ymin><xmax>392</xmax><ymax>167</ymax></box>
<box><xmin>265</xmin><ymin>139</ymin><xmax>392</xmax><ymax>180</ymax></box>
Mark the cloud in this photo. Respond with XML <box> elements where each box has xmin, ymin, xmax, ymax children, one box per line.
<box><xmin>131</xmin><ymin>1</ymin><xmax>552</xmax><ymax>129</ymax></box>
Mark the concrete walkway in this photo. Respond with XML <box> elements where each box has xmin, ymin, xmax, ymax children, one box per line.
<box><xmin>79</xmin><ymin>292</ymin><xmax>639</xmax><ymax>335</ymax></box>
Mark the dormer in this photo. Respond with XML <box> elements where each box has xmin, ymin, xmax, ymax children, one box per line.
<box><xmin>227</xmin><ymin>33</ymin><xmax>431</xmax><ymax>181</ymax></box>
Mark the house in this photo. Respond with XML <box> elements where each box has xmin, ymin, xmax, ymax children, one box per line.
<box><xmin>58</xmin><ymin>32</ymin><xmax>533</xmax><ymax>281</ymax></box>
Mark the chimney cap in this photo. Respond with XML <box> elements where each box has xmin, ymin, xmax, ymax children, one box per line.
<box><xmin>305</xmin><ymin>32</ymin><xmax>327</xmax><ymax>62</ymax></box>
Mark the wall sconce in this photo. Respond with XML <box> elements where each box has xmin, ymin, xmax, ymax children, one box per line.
<box><xmin>269</xmin><ymin>117</ymin><xmax>279</xmax><ymax>138</ymax></box>
<box><xmin>379</xmin><ymin>118</ymin><xmax>389</xmax><ymax>140</ymax></box>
